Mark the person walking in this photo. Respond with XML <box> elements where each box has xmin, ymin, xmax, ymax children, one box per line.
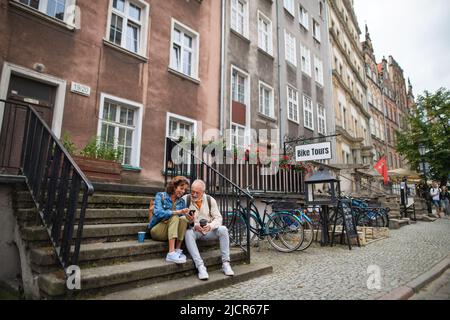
<box><xmin>430</xmin><ymin>182</ymin><xmax>442</xmax><ymax>217</ymax></box>
<box><xmin>440</xmin><ymin>186</ymin><xmax>450</xmax><ymax>217</ymax></box>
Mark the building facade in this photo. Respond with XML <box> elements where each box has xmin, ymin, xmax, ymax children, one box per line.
<box><xmin>327</xmin><ymin>0</ymin><xmax>372</xmax><ymax>192</ymax></box>
<box><xmin>0</xmin><ymin>0</ymin><xmax>221</xmax><ymax>186</ymax></box>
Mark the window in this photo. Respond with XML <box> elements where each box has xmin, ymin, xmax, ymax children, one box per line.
<box><xmin>258</xmin><ymin>11</ymin><xmax>273</xmax><ymax>54</ymax></box>
<box><xmin>170</xmin><ymin>19</ymin><xmax>200</xmax><ymax>79</ymax></box>
<box><xmin>259</xmin><ymin>82</ymin><xmax>274</xmax><ymax>118</ymax></box>
<box><xmin>284</xmin><ymin>30</ymin><xmax>297</xmax><ymax>67</ymax></box>
<box><xmin>303</xmin><ymin>95</ymin><xmax>314</xmax><ymax>130</ymax></box>
<box><xmin>299</xmin><ymin>5</ymin><xmax>309</xmax><ymax>29</ymax></box>
<box><xmin>314</xmin><ymin>56</ymin><xmax>324</xmax><ymax>86</ymax></box>
<box><xmin>107</xmin><ymin>0</ymin><xmax>149</xmax><ymax>56</ymax></box>
<box><xmin>313</xmin><ymin>19</ymin><xmax>321</xmax><ymax>42</ymax></box>
<box><xmin>17</xmin><ymin>0</ymin><xmax>74</xmax><ymax>23</ymax></box>
<box><xmin>287</xmin><ymin>86</ymin><xmax>299</xmax><ymax>123</ymax></box>
<box><xmin>300</xmin><ymin>44</ymin><xmax>311</xmax><ymax>76</ymax></box>
<box><xmin>317</xmin><ymin>104</ymin><xmax>326</xmax><ymax>135</ymax></box>
<box><xmin>232</xmin><ymin>69</ymin><xmax>247</xmax><ymax>104</ymax></box>
<box><xmin>168</xmin><ymin>117</ymin><xmax>194</xmax><ymax>140</ymax></box>
<box><xmin>98</xmin><ymin>94</ymin><xmax>143</xmax><ymax>167</ymax></box>
<box><xmin>283</xmin><ymin>0</ymin><xmax>295</xmax><ymax>16</ymax></box>
<box><xmin>231</xmin><ymin>123</ymin><xmax>246</xmax><ymax>149</ymax></box>
<box><xmin>231</xmin><ymin>0</ymin><xmax>248</xmax><ymax>38</ymax></box>
<box><xmin>319</xmin><ymin>1</ymin><xmax>324</xmax><ymax>18</ymax></box>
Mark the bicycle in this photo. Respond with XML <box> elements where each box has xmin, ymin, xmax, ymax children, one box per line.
<box><xmin>226</xmin><ymin>196</ymin><xmax>304</xmax><ymax>253</ymax></box>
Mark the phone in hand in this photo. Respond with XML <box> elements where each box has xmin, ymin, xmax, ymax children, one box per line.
<box><xmin>188</xmin><ymin>209</ymin><xmax>196</xmax><ymax>217</ymax></box>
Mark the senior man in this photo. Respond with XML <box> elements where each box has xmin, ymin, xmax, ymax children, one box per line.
<box><xmin>183</xmin><ymin>179</ymin><xmax>234</xmax><ymax>280</ymax></box>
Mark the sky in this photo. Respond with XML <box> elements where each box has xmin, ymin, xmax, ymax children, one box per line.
<box><xmin>353</xmin><ymin>0</ymin><xmax>450</xmax><ymax>98</ymax></box>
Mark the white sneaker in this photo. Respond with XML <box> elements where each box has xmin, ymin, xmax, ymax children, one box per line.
<box><xmin>175</xmin><ymin>249</ymin><xmax>187</xmax><ymax>260</ymax></box>
<box><xmin>197</xmin><ymin>265</ymin><xmax>209</xmax><ymax>280</ymax></box>
<box><xmin>166</xmin><ymin>251</ymin><xmax>186</xmax><ymax>264</ymax></box>
<box><xmin>222</xmin><ymin>262</ymin><xmax>234</xmax><ymax>276</ymax></box>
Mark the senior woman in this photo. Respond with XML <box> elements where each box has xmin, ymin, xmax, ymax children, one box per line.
<box><xmin>148</xmin><ymin>176</ymin><xmax>194</xmax><ymax>264</ymax></box>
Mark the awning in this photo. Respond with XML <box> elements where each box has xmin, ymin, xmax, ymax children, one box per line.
<box><xmin>387</xmin><ymin>168</ymin><xmax>421</xmax><ymax>179</ymax></box>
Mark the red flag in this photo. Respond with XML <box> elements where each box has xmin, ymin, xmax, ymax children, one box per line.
<box><xmin>374</xmin><ymin>156</ymin><xmax>389</xmax><ymax>185</ymax></box>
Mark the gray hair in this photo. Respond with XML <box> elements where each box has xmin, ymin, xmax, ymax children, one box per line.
<box><xmin>192</xmin><ymin>179</ymin><xmax>206</xmax><ymax>191</ymax></box>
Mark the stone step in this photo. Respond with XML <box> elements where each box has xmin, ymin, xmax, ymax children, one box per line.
<box><xmin>21</xmin><ymin>223</ymin><xmax>149</xmax><ymax>244</ymax></box>
<box><xmin>389</xmin><ymin>218</ymin><xmax>409</xmax><ymax>230</ymax></box>
<box><xmin>14</xmin><ymin>192</ymin><xmax>153</xmax><ymax>209</ymax></box>
<box><xmin>38</xmin><ymin>249</ymin><xmax>247</xmax><ymax>297</ymax></box>
<box><xmin>30</xmin><ymin>239</ymin><xmax>220</xmax><ymax>269</ymax></box>
<box><xmin>16</xmin><ymin>208</ymin><xmax>149</xmax><ymax>225</ymax></box>
<box><xmin>96</xmin><ymin>263</ymin><xmax>273</xmax><ymax>300</ymax></box>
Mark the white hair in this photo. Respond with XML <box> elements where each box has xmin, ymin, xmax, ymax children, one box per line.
<box><xmin>192</xmin><ymin>179</ymin><xmax>206</xmax><ymax>191</ymax></box>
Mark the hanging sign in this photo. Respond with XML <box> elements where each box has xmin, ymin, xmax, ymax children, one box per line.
<box><xmin>295</xmin><ymin>142</ymin><xmax>332</xmax><ymax>162</ymax></box>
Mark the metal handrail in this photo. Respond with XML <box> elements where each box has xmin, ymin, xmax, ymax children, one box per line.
<box><xmin>0</xmin><ymin>99</ymin><xmax>94</xmax><ymax>272</ymax></box>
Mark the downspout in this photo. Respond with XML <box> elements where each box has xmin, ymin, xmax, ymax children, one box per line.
<box><xmin>219</xmin><ymin>0</ymin><xmax>226</xmax><ymax>137</ymax></box>
<box><xmin>275</xmin><ymin>0</ymin><xmax>283</xmax><ymax>149</ymax></box>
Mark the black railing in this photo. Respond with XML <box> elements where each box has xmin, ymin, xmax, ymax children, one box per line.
<box><xmin>164</xmin><ymin>138</ymin><xmax>253</xmax><ymax>263</ymax></box>
<box><xmin>0</xmin><ymin>99</ymin><xmax>94</xmax><ymax>270</ymax></box>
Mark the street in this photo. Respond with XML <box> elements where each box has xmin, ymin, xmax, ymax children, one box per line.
<box><xmin>192</xmin><ymin>219</ymin><xmax>450</xmax><ymax>300</ymax></box>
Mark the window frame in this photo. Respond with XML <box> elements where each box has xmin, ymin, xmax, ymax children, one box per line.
<box><xmin>300</xmin><ymin>43</ymin><xmax>311</xmax><ymax>76</ymax></box>
<box><xmin>258</xmin><ymin>80</ymin><xmax>275</xmax><ymax>119</ymax></box>
<box><xmin>317</xmin><ymin>103</ymin><xmax>326</xmax><ymax>135</ymax></box>
<box><xmin>314</xmin><ymin>55</ymin><xmax>324</xmax><ymax>86</ymax></box>
<box><xmin>299</xmin><ymin>5</ymin><xmax>309</xmax><ymax>30</ymax></box>
<box><xmin>97</xmin><ymin>93</ymin><xmax>143</xmax><ymax>168</ymax></box>
<box><xmin>303</xmin><ymin>94</ymin><xmax>314</xmax><ymax>130</ymax></box>
<box><xmin>284</xmin><ymin>29</ymin><xmax>297</xmax><ymax>67</ymax></box>
<box><xmin>283</xmin><ymin>0</ymin><xmax>295</xmax><ymax>17</ymax></box>
<box><xmin>287</xmin><ymin>85</ymin><xmax>299</xmax><ymax>124</ymax></box>
<box><xmin>257</xmin><ymin>10</ymin><xmax>273</xmax><ymax>55</ymax></box>
<box><xmin>312</xmin><ymin>19</ymin><xmax>321</xmax><ymax>42</ymax></box>
<box><xmin>105</xmin><ymin>0</ymin><xmax>149</xmax><ymax>58</ymax></box>
<box><xmin>231</xmin><ymin>0</ymin><xmax>249</xmax><ymax>39</ymax></box>
<box><xmin>13</xmin><ymin>0</ymin><xmax>78</xmax><ymax>27</ymax></box>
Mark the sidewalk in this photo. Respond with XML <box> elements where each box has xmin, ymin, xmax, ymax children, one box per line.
<box><xmin>410</xmin><ymin>268</ymin><xmax>450</xmax><ymax>300</ymax></box>
<box><xmin>192</xmin><ymin>219</ymin><xmax>450</xmax><ymax>300</ymax></box>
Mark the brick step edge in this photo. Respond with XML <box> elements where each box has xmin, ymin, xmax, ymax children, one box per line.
<box><xmin>96</xmin><ymin>263</ymin><xmax>273</xmax><ymax>300</ymax></box>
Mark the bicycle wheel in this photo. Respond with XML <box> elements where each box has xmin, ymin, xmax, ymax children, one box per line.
<box><xmin>267</xmin><ymin>212</ymin><xmax>303</xmax><ymax>252</ymax></box>
<box><xmin>297</xmin><ymin>217</ymin><xmax>314</xmax><ymax>251</ymax></box>
<box><xmin>226</xmin><ymin>210</ymin><xmax>247</xmax><ymax>246</ymax></box>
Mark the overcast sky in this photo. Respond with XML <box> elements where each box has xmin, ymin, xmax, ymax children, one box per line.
<box><xmin>353</xmin><ymin>0</ymin><xmax>450</xmax><ymax>98</ymax></box>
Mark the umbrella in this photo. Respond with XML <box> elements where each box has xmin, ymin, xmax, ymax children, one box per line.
<box><xmin>387</xmin><ymin>168</ymin><xmax>421</xmax><ymax>179</ymax></box>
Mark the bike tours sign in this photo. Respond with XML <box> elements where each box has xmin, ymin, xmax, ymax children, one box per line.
<box><xmin>295</xmin><ymin>142</ymin><xmax>332</xmax><ymax>162</ymax></box>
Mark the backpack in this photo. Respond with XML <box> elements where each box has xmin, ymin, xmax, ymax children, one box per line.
<box><xmin>148</xmin><ymin>193</ymin><xmax>166</xmax><ymax>223</ymax></box>
<box><xmin>186</xmin><ymin>194</ymin><xmax>212</xmax><ymax>217</ymax></box>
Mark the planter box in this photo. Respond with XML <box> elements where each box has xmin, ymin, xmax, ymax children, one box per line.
<box><xmin>72</xmin><ymin>155</ymin><xmax>122</xmax><ymax>183</ymax></box>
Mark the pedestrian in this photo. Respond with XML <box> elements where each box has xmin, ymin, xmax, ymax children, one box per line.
<box><xmin>148</xmin><ymin>176</ymin><xmax>194</xmax><ymax>264</ymax></box>
<box><xmin>429</xmin><ymin>182</ymin><xmax>442</xmax><ymax>217</ymax></box>
<box><xmin>183</xmin><ymin>179</ymin><xmax>234</xmax><ymax>280</ymax></box>
<box><xmin>440</xmin><ymin>186</ymin><xmax>450</xmax><ymax>217</ymax></box>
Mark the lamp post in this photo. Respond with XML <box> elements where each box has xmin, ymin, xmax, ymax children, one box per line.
<box><xmin>418</xmin><ymin>144</ymin><xmax>432</xmax><ymax>214</ymax></box>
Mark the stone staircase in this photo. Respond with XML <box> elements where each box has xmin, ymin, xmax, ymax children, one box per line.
<box><xmin>13</xmin><ymin>186</ymin><xmax>272</xmax><ymax>299</ymax></box>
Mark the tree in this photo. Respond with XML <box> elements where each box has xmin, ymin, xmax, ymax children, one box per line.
<box><xmin>396</xmin><ymin>88</ymin><xmax>450</xmax><ymax>185</ymax></box>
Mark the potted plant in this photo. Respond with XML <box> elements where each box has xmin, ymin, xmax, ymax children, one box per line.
<box><xmin>61</xmin><ymin>133</ymin><xmax>123</xmax><ymax>183</ymax></box>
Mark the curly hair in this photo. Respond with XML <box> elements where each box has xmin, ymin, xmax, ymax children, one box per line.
<box><xmin>166</xmin><ymin>176</ymin><xmax>190</xmax><ymax>195</ymax></box>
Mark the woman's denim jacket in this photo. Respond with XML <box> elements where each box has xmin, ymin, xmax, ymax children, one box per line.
<box><xmin>147</xmin><ymin>192</ymin><xmax>187</xmax><ymax>230</ymax></box>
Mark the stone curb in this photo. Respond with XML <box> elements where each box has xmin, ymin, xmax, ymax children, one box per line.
<box><xmin>377</xmin><ymin>254</ymin><xmax>450</xmax><ymax>300</ymax></box>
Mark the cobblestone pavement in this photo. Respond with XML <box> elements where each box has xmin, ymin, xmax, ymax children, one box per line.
<box><xmin>410</xmin><ymin>268</ymin><xmax>450</xmax><ymax>300</ymax></box>
<box><xmin>193</xmin><ymin>219</ymin><xmax>450</xmax><ymax>300</ymax></box>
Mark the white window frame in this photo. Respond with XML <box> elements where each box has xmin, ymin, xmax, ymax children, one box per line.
<box><xmin>97</xmin><ymin>93</ymin><xmax>143</xmax><ymax>168</ymax></box>
<box><xmin>283</xmin><ymin>0</ymin><xmax>295</xmax><ymax>17</ymax></box>
<box><xmin>284</xmin><ymin>29</ymin><xmax>297</xmax><ymax>67</ymax></box>
<box><xmin>105</xmin><ymin>0</ymin><xmax>149</xmax><ymax>57</ymax></box>
<box><xmin>258</xmin><ymin>80</ymin><xmax>274</xmax><ymax>119</ymax></box>
<box><xmin>231</xmin><ymin>0</ymin><xmax>249</xmax><ymax>39</ymax></box>
<box><xmin>303</xmin><ymin>94</ymin><xmax>314</xmax><ymax>130</ymax></box>
<box><xmin>230</xmin><ymin>122</ymin><xmax>247</xmax><ymax>150</ymax></box>
<box><xmin>299</xmin><ymin>5</ymin><xmax>309</xmax><ymax>30</ymax></box>
<box><xmin>313</xmin><ymin>19</ymin><xmax>321</xmax><ymax>42</ymax></box>
<box><xmin>13</xmin><ymin>0</ymin><xmax>78</xmax><ymax>27</ymax></box>
<box><xmin>317</xmin><ymin>104</ymin><xmax>326</xmax><ymax>135</ymax></box>
<box><xmin>314</xmin><ymin>55</ymin><xmax>324</xmax><ymax>86</ymax></box>
<box><xmin>230</xmin><ymin>65</ymin><xmax>251</xmax><ymax>144</ymax></box>
<box><xmin>287</xmin><ymin>85</ymin><xmax>299</xmax><ymax>124</ymax></box>
<box><xmin>166</xmin><ymin>112</ymin><xmax>197</xmax><ymax>141</ymax></box>
<box><xmin>300</xmin><ymin>44</ymin><xmax>311</xmax><ymax>76</ymax></box>
<box><xmin>169</xmin><ymin>18</ymin><xmax>200</xmax><ymax>80</ymax></box>
<box><xmin>257</xmin><ymin>11</ymin><xmax>273</xmax><ymax>55</ymax></box>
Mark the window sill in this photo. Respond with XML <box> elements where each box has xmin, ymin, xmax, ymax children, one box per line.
<box><xmin>167</xmin><ymin>68</ymin><xmax>201</xmax><ymax>85</ymax></box>
<box><xmin>257</xmin><ymin>47</ymin><xmax>274</xmax><ymax>60</ymax></box>
<box><xmin>103</xmin><ymin>39</ymin><xmax>149</xmax><ymax>63</ymax></box>
<box><xmin>9</xmin><ymin>0</ymin><xmax>76</xmax><ymax>31</ymax></box>
<box><xmin>299</xmin><ymin>24</ymin><xmax>309</xmax><ymax>32</ymax></box>
<box><xmin>304</xmin><ymin>126</ymin><xmax>315</xmax><ymax>132</ymax></box>
<box><xmin>288</xmin><ymin>118</ymin><xmax>300</xmax><ymax>125</ymax></box>
<box><xmin>122</xmin><ymin>165</ymin><xmax>142</xmax><ymax>172</ymax></box>
<box><xmin>258</xmin><ymin>112</ymin><xmax>277</xmax><ymax>123</ymax></box>
<box><xmin>284</xmin><ymin>8</ymin><xmax>295</xmax><ymax>19</ymax></box>
<box><xmin>230</xmin><ymin>28</ymin><xmax>251</xmax><ymax>44</ymax></box>
<box><xmin>286</xmin><ymin>60</ymin><xmax>298</xmax><ymax>69</ymax></box>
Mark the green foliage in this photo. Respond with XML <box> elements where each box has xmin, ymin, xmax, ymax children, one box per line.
<box><xmin>60</xmin><ymin>132</ymin><xmax>77</xmax><ymax>155</ymax></box>
<box><xmin>80</xmin><ymin>137</ymin><xmax>123</xmax><ymax>163</ymax></box>
<box><xmin>396</xmin><ymin>88</ymin><xmax>450</xmax><ymax>183</ymax></box>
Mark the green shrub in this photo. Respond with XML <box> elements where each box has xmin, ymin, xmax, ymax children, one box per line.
<box><xmin>80</xmin><ymin>137</ymin><xmax>123</xmax><ymax>163</ymax></box>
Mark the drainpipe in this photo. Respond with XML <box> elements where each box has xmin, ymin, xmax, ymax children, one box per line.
<box><xmin>219</xmin><ymin>0</ymin><xmax>226</xmax><ymax>137</ymax></box>
<box><xmin>275</xmin><ymin>0</ymin><xmax>283</xmax><ymax>149</ymax></box>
